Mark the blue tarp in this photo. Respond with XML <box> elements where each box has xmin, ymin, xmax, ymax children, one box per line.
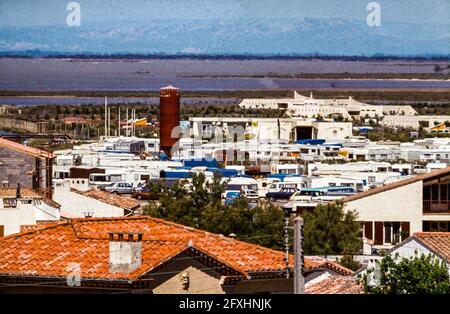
<box><xmin>182</xmin><ymin>158</ymin><xmax>219</xmax><ymax>168</ymax></box>
<box><xmin>208</xmin><ymin>168</ymin><xmax>239</xmax><ymax>177</ymax></box>
<box><xmin>160</xmin><ymin>170</ymin><xmax>191</xmax><ymax>179</ymax></box>
<box><xmin>295</xmin><ymin>139</ymin><xmax>326</xmax><ymax>145</ymax></box>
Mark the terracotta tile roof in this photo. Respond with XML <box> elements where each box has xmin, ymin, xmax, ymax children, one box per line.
<box><xmin>0</xmin><ymin>216</ymin><xmax>351</xmax><ymax>283</ymax></box>
<box><xmin>20</xmin><ymin>225</ymin><xmax>42</xmax><ymax>233</ymax></box>
<box><xmin>306</xmin><ymin>275</ymin><xmax>363</xmax><ymax>294</ymax></box>
<box><xmin>0</xmin><ymin>188</ymin><xmax>41</xmax><ymax>198</ymax></box>
<box><xmin>20</xmin><ymin>221</ymin><xmax>64</xmax><ymax>233</ymax></box>
<box><xmin>0</xmin><ymin>138</ymin><xmax>54</xmax><ymax>159</ymax></box>
<box><xmin>342</xmin><ymin>166</ymin><xmax>450</xmax><ymax>203</ymax></box>
<box><xmin>413</xmin><ymin>232</ymin><xmax>450</xmax><ymax>262</ymax></box>
<box><xmin>304</xmin><ymin>256</ymin><xmax>354</xmax><ymax>276</ymax></box>
<box><xmin>71</xmin><ymin>188</ymin><xmax>140</xmax><ymax>211</ymax></box>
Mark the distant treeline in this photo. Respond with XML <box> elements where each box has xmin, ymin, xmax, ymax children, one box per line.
<box><xmin>1</xmin><ymin>50</ymin><xmax>450</xmax><ymax>61</ymax></box>
<box><xmin>1</xmin><ymin>90</ymin><xmax>449</xmax><ymax>103</ymax></box>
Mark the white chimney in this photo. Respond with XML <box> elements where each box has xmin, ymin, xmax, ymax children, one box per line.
<box><xmin>108</xmin><ymin>232</ymin><xmax>143</xmax><ymax>274</ymax></box>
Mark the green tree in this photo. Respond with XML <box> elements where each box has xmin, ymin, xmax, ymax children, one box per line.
<box><xmin>303</xmin><ymin>203</ymin><xmax>362</xmax><ymax>255</ymax></box>
<box><xmin>362</xmin><ymin>253</ymin><xmax>450</xmax><ymax>294</ymax></box>
<box><xmin>337</xmin><ymin>255</ymin><xmax>362</xmax><ymax>271</ymax></box>
<box><xmin>143</xmin><ymin>173</ymin><xmax>286</xmax><ymax>249</ymax></box>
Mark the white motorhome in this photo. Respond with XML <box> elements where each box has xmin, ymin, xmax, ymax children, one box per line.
<box><xmin>223</xmin><ymin>177</ymin><xmax>258</xmax><ymax>196</ymax></box>
<box><xmin>256</xmin><ymin>178</ymin><xmax>278</xmax><ymax>198</ymax></box>
<box><xmin>267</xmin><ymin>181</ymin><xmax>305</xmax><ymax>194</ymax></box>
<box><xmin>270</xmin><ymin>163</ymin><xmax>303</xmax><ymax>175</ymax></box>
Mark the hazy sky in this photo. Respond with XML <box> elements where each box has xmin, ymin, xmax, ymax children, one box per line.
<box><xmin>1</xmin><ymin>0</ymin><xmax>449</xmax><ymax>26</ymax></box>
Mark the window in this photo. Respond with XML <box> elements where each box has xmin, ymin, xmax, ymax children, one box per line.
<box><xmin>392</xmin><ymin>222</ymin><xmax>401</xmax><ymax>244</ymax></box>
<box><xmin>202</xmin><ymin>124</ymin><xmax>212</xmax><ymax>138</ymax></box>
<box><xmin>384</xmin><ymin>223</ymin><xmax>392</xmax><ymax>244</ymax></box>
<box><xmin>3</xmin><ymin>198</ymin><xmax>17</xmax><ymax>208</ymax></box>
<box><xmin>141</xmin><ymin>175</ymin><xmax>150</xmax><ymax>181</ymax></box>
<box><xmin>384</xmin><ymin>222</ymin><xmax>401</xmax><ymax>244</ymax></box>
<box><xmin>424</xmin><ymin>221</ymin><xmax>449</xmax><ymax>232</ymax></box>
<box><xmin>441</xmin><ymin>184</ymin><xmax>448</xmax><ymax>201</ymax></box>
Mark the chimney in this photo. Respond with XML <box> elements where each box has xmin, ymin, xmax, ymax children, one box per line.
<box><xmin>16</xmin><ymin>183</ymin><xmax>21</xmax><ymax>198</ymax></box>
<box><xmin>108</xmin><ymin>232</ymin><xmax>143</xmax><ymax>274</ymax></box>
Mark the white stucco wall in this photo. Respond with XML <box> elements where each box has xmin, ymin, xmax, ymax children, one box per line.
<box><xmin>0</xmin><ymin>201</ymin><xmax>39</xmax><ymax>236</ymax></box>
<box><xmin>390</xmin><ymin>238</ymin><xmax>450</xmax><ymax>276</ymax></box>
<box><xmin>53</xmin><ymin>186</ymin><xmax>124</xmax><ymax>218</ymax></box>
<box><xmin>344</xmin><ymin>181</ymin><xmax>423</xmax><ymax>234</ymax></box>
<box><xmin>316</xmin><ymin>122</ymin><xmax>353</xmax><ymax>140</ymax></box>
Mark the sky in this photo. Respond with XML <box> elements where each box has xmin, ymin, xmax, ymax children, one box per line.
<box><xmin>1</xmin><ymin>0</ymin><xmax>449</xmax><ymax>26</ymax></box>
<box><xmin>0</xmin><ymin>0</ymin><xmax>449</xmax><ymax>55</ymax></box>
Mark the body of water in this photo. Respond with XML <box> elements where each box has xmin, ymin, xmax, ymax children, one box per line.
<box><xmin>1</xmin><ymin>58</ymin><xmax>449</xmax><ymax>92</ymax></box>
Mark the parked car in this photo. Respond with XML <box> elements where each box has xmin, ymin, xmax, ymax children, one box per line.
<box><xmin>132</xmin><ymin>186</ymin><xmax>160</xmax><ymax>200</ymax></box>
<box><xmin>242</xmin><ymin>189</ymin><xmax>258</xmax><ymax>201</ymax></box>
<box><xmin>266</xmin><ymin>188</ymin><xmax>299</xmax><ymax>200</ymax></box>
<box><xmin>290</xmin><ymin>186</ymin><xmax>356</xmax><ymax>202</ymax></box>
<box><xmin>224</xmin><ymin>191</ymin><xmax>241</xmax><ymax>205</ymax></box>
<box><xmin>99</xmin><ymin>182</ymin><xmax>133</xmax><ymax>195</ymax></box>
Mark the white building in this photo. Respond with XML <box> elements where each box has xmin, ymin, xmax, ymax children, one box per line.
<box><xmin>239</xmin><ymin>91</ymin><xmax>417</xmax><ymax>119</ymax></box>
<box><xmin>188</xmin><ymin>117</ymin><xmax>353</xmax><ymax>143</ymax></box>
<box><xmin>0</xmin><ymin>187</ymin><xmax>60</xmax><ymax>236</ymax></box>
<box><xmin>53</xmin><ymin>183</ymin><xmax>140</xmax><ymax>218</ymax></box>
<box><xmin>382</xmin><ymin>115</ymin><xmax>450</xmax><ymax>129</ymax></box>
<box><xmin>342</xmin><ymin>166</ymin><xmax>450</xmax><ymax>250</ymax></box>
<box><xmin>389</xmin><ymin>232</ymin><xmax>450</xmax><ymax>277</ymax></box>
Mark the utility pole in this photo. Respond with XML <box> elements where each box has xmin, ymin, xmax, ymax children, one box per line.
<box><xmin>104</xmin><ymin>96</ymin><xmax>107</xmax><ymax>138</ymax></box>
<box><xmin>132</xmin><ymin>109</ymin><xmax>136</xmax><ymax>137</ymax></box>
<box><xmin>293</xmin><ymin>216</ymin><xmax>305</xmax><ymax>294</ymax></box>
<box><xmin>108</xmin><ymin>101</ymin><xmax>110</xmax><ymax>137</ymax></box>
<box><xmin>284</xmin><ymin>208</ymin><xmax>291</xmax><ymax>278</ymax></box>
<box><xmin>118</xmin><ymin>107</ymin><xmax>121</xmax><ymax>137</ymax></box>
<box><xmin>126</xmin><ymin>108</ymin><xmax>129</xmax><ymax>137</ymax></box>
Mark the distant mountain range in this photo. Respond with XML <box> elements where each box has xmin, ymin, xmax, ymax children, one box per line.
<box><xmin>1</xmin><ymin>17</ymin><xmax>449</xmax><ymax>57</ymax></box>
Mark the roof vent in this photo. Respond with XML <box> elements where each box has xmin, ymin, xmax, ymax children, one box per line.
<box><xmin>16</xmin><ymin>183</ymin><xmax>21</xmax><ymax>198</ymax></box>
<box><xmin>108</xmin><ymin>232</ymin><xmax>143</xmax><ymax>274</ymax></box>
<box><xmin>83</xmin><ymin>211</ymin><xmax>94</xmax><ymax>218</ymax></box>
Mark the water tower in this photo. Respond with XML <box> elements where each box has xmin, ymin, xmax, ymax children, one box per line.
<box><xmin>159</xmin><ymin>85</ymin><xmax>180</xmax><ymax>158</ymax></box>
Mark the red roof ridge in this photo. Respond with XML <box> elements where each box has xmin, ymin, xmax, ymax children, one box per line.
<box><xmin>0</xmin><ymin>220</ymin><xmax>70</xmax><ymax>240</ymax></box>
<box><xmin>140</xmin><ymin>216</ymin><xmax>296</xmax><ymax>256</ymax></box>
<box><xmin>0</xmin><ymin>138</ymin><xmax>54</xmax><ymax>159</ymax></box>
<box><xmin>318</xmin><ymin>261</ymin><xmax>354</xmax><ymax>276</ymax></box>
<box><xmin>68</xmin><ymin>215</ymin><xmax>291</xmax><ymax>254</ymax></box>
<box><xmin>414</xmin><ymin>232</ymin><xmax>450</xmax><ymax>237</ymax></box>
<box><xmin>70</xmin><ymin>188</ymin><xmax>140</xmax><ymax>210</ymax></box>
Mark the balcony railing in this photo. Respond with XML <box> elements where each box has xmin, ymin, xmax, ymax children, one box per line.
<box><xmin>423</xmin><ymin>200</ymin><xmax>450</xmax><ymax>213</ymax></box>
